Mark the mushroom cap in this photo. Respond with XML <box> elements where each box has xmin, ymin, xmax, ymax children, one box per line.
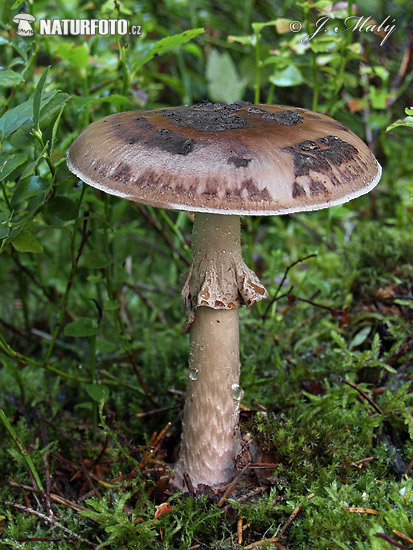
<box><xmin>66</xmin><ymin>102</ymin><xmax>381</xmax><ymax>216</ymax></box>
<box><xmin>12</xmin><ymin>13</ymin><xmax>36</xmax><ymax>22</ymax></box>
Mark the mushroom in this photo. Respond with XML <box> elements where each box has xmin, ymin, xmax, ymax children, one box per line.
<box><xmin>12</xmin><ymin>13</ymin><xmax>36</xmax><ymax>36</ymax></box>
<box><xmin>66</xmin><ymin>102</ymin><xmax>381</xmax><ymax>488</ymax></box>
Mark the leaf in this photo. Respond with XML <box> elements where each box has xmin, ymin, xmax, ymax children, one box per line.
<box><xmin>0</xmin><ymin>91</ymin><xmax>69</xmax><ymax>141</ymax></box>
<box><xmin>43</xmin><ymin>196</ymin><xmax>78</xmax><ymax>223</ymax></box>
<box><xmin>48</xmin><ymin>100</ymin><xmax>69</xmax><ymax>156</ymax></box>
<box><xmin>85</xmin><ymin>383</ymin><xmax>110</xmax><ymax>403</ymax></box>
<box><xmin>81</xmin><ymin>251</ymin><xmax>112</xmax><ymax>269</ymax></box>
<box><xmin>269</xmin><ymin>65</ymin><xmax>304</xmax><ymax>87</ymax></box>
<box><xmin>133</xmin><ymin>28</ymin><xmax>204</xmax><ymax>72</ymax></box>
<box><xmin>227</xmin><ymin>34</ymin><xmax>257</xmax><ymax>46</ymax></box>
<box><xmin>349</xmin><ymin>326</ymin><xmax>372</xmax><ymax>349</ymax></box>
<box><xmin>55</xmin><ymin>43</ymin><xmax>89</xmax><ymax>70</ymax></box>
<box><xmin>64</xmin><ymin>318</ymin><xmax>99</xmax><ymax>337</ymax></box>
<box><xmin>154</xmin><ymin>503</ymin><xmax>173</xmax><ymax>520</ymax></box>
<box><xmin>251</xmin><ymin>20</ymin><xmax>279</xmax><ymax>33</ymax></box>
<box><xmin>0</xmin><ymin>153</ymin><xmax>28</xmax><ymax>181</ymax></box>
<box><xmin>11</xmin><ymin>0</ymin><xmax>27</xmax><ymax>8</ymax></box>
<box><xmin>11</xmin><ymin>176</ymin><xmax>50</xmax><ymax>205</ymax></box>
<box><xmin>33</xmin><ymin>66</ymin><xmax>50</xmax><ymax>130</ymax></box>
<box><xmin>72</xmin><ymin>94</ymin><xmax>131</xmax><ymax>110</ymax></box>
<box><xmin>0</xmin><ymin>69</ymin><xmax>24</xmax><ymax>87</ymax></box>
<box><xmin>11</xmin><ymin>231</ymin><xmax>43</xmax><ymax>253</ymax></box>
<box><xmin>386</xmin><ymin>107</ymin><xmax>413</xmax><ymax>132</ymax></box>
<box><xmin>206</xmin><ymin>48</ymin><xmax>245</xmax><ymax>104</ymax></box>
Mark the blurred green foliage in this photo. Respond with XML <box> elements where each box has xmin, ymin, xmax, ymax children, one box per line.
<box><xmin>0</xmin><ymin>0</ymin><xmax>412</xmax><ymax>548</ymax></box>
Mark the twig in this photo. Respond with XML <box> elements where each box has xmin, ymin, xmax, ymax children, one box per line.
<box><xmin>244</xmin><ymin>537</ymin><xmax>283</xmax><ymax>549</ymax></box>
<box><xmin>135</xmin><ymin>404</ymin><xmax>181</xmax><ymax>418</ymax></box>
<box><xmin>393</xmin><ymin>530</ymin><xmax>413</xmax><ymax>545</ymax></box>
<box><xmin>183</xmin><ymin>472</ymin><xmax>195</xmax><ymax>496</ymax></box>
<box><xmin>125</xmin><ymin>283</ymin><xmax>168</xmax><ymax>325</ymax></box>
<box><xmin>3</xmin><ymin>501</ymin><xmax>96</xmax><ymax>547</ymax></box>
<box><xmin>405</xmin><ymin>458</ymin><xmax>413</xmax><ymax>475</ymax></box>
<box><xmin>374</xmin><ymin>533</ymin><xmax>410</xmax><ymax>549</ymax></box>
<box><xmin>351</xmin><ymin>456</ymin><xmax>380</xmax><ymax>468</ymax></box>
<box><xmin>262</xmin><ymin>254</ymin><xmax>316</xmax><ymax>320</ymax></box>
<box><xmin>279</xmin><ymin>493</ymin><xmax>315</xmax><ymax>536</ymax></box>
<box><xmin>76</xmin><ymin>445</ymin><xmax>102</xmax><ymax>500</ymax></box>
<box><xmin>140</xmin><ymin>422</ymin><xmax>172</xmax><ymax>469</ymax></box>
<box><xmin>218</xmin><ymin>464</ymin><xmax>250</xmax><ymax>507</ymax></box>
<box><xmin>9</xmin><ymin>482</ymin><xmax>88</xmax><ymax>512</ymax></box>
<box><xmin>127</xmin><ymin>350</ymin><xmax>160</xmax><ymax>407</ymax></box>
<box><xmin>137</xmin><ymin>204</ymin><xmax>191</xmax><ymax>266</ymax></box>
<box><xmin>338</xmin><ymin>376</ymin><xmax>383</xmax><ymax>415</ymax></box>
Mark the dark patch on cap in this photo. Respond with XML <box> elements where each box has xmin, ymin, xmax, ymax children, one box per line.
<box><xmin>160</xmin><ymin>102</ymin><xmax>251</xmax><ymax>132</ymax></box>
<box><xmin>228</xmin><ymin>157</ymin><xmax>252</xmax><ymax>168</ymax></box>
<box><xmin>112</xmin><ymin>118</ymin><xmax>195</xmax><ymax>156</ymax></box>
<box><xmin>246</xmin><ymin>106</ymin><xmax>304</xmax><ymax>125</ymax></box>
<box><xmin>112</xmin><ymin>162</ymin><xmax>132</xmax><ymax>182</ymax></box>
<box><xmin>142</xmin><ymin>130</ymin><xmax>194</xmax><ymax>155</ymax></box>
<box><xmin>92</xmin><ymin>159</ymin><xmax>132</xmax><ymax>184</ymax></box>
<box><xmin>284</xmin><ymin>135</ymin><xmax>360</xmax><ymax>199</ymax></box>
<box><xmin>283</xmin><ymin>136</ymin><xmax>358</xmax><ymax>178</ymax></box>
<box><xmin>292</xmin><ymin>183</ymin><xmax>305</xmax><ymax>198</ymax></box>
<box><xmin>135</xmin><ymin>117</ymin><xmax>155</xmax><ymax>130</ymax></box>
<box><xmin>202</xmin><ymin>180</ymin><xmax>218</xmax><ymax>199</ymax></box>
<box><xmin>310</xmin><ymin>181</ymin><xmax>327</xmax><ymax>194</ymax></box>
<box><xmin>224</xmin><ymin>179</ymin><xmax>270</xmax><ymax>202</ymax></box>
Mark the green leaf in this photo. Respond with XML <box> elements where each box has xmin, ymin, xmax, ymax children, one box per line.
<box><xmin>251</xmin><ymin>20</ymin><xmax>279</xmax><ymax>33</ymax></box>
<box><xmin>43</xmin><ymin>197</ymin><xmax>78</xmax><ymax>223</ymax></box>
<box><xmin>349</xmin><ymin>326</ymin><xmax>371</xmax><ymax>349</ymax></box>
<box><xmin>55</xmin><ymin>43</ymin><xmax>89</xmax><ymax>70</ymax></box>
<box><xmin>386</xmin><ymin>107</ymin><xmax>413</xmax><ymax>132</ymax></box>
<box><xmin>0</xmin><ymin>69</ymin><xmax>24</xmax><ymax>87</ymax></box>
<box><xmin>64</xmin><ymin>318</ymin><xmax>99</xmax><ymax>337</ymax></box>
<box><xmin>0</xmin><ymin>153</ymin><xmax>28</xmax><ymax>181</ymax></box>
<box><xmin>269</xmin><ymin>65</ymin><xmax>304</xmax><ymax>87</ymax></box>
<box><xmin>11</xmin><ymin>176</ymin><xmax>50</xmax><ymax>206</ymax></box>
<box><xmin>0</xmin><ymin>90</ymin><xmax>69</xmax><ymax>141</ymax></box>
<box><xmin>72</xmin><ymin>94</ymin><xmax>131</xmax><ymax>110</ymax></box>
<box><xmin>133</xmin><ymin>28</ymin><xmax>204</xmax><ymax>72</ymax></box>
<box><xmin>96</xmin><ymin>339</ymin><xmax>118</xmax><ymax>353</ymax></box>
<box><xmin>85</xmin><ymin>383</ymin><xmax>110</xmax><ymax>403</ymax></box>
<box><xmin>11</xmin><ymin>0</ymin><xmax>27</xmax><ymax>8</ymax></box>
<box><xmin>206</xmin><ymin>48</ymin><xmax>245</xmax><ymax>104</ymax></box>
<box><xmin>48</xmin><ymin>100</ymin><xmax>69</xmax><ymax>156</ymax></box>
<box><xmin>11</xmin><ymin>231</ymin><xmax>43</xmax><ymax>253</ymax></box>
<box><xmin>103</xmin><ymin>299</ymin><xmax>119</xmax><ymax>312</ymax></box>
<box><xmin>227</xmin><ymin>34</ymin><xmax>256</xmax><ymax>46</ymax></box>
<box><xmin>33</xmin><ymin>66</ymin><xmax>50</xmax><ymax>130</ymax></box>
<box><xmin>81</xmin><ymin>251</ymin><xmax>112</xmax><ymax>269</ymax></box>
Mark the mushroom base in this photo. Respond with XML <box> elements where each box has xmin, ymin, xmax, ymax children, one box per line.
<box><xmin>174</xmin><ymin>306</ymin><xmax>242</xmax><ymax>488</ymax></box>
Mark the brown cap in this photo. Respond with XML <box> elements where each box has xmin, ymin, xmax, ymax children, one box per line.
<box><xmin>66</xmin><ymin>102</ymin><xmax>381</xmax><ymax>215</ymax></box>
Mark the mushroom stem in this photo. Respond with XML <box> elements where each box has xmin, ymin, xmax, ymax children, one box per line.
<box><xmin>176</xmin><ymin>305</ymin><xmax>241</xmax><ymax>487</ymax></box>
<box><xmin>176</xmin><ymin>214</ymin><xmax>242</xmax><ymax>486</ymax></box>
<box><xmin>176</xmin><ymin>213</ymin><xmax>266</xmax><ymax>488</ymax></box>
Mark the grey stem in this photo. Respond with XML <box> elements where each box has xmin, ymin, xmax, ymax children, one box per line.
<box><xmin>176</xmin><ymin>213</ymin><xmax>265</xmax><ymax>488</ymax></box>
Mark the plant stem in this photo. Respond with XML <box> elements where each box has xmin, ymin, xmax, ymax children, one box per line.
<box><xmin>90</xmin><ymin>334</ymin><xmax>97</xmax><ymax>440</ymax></box>
<box><xmin>43</xmin><ymin>185</ymin><xmax>87</xmax><ymax>364</ymax></box>
<box><xmin>254</xmin><ymin>30</ymin><xmax>261</xmax><ymax>104</ymax></box>
<box><xmin>0</xmin><ymin>409</ymin><xmax>45</xmax><ymax>493</ymax></box>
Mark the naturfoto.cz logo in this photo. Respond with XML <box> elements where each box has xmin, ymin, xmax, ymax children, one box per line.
<box><xmin>12</xmin><ymin>14</ymin><xmax>142</xmax><ymax>36</ymax></box>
